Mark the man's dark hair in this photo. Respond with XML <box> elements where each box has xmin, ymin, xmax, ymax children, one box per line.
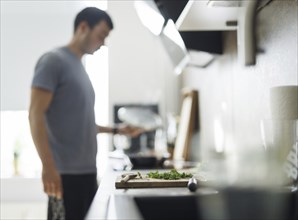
<box><xmin>74</xmin><ymin>7</ymin><xmax>113</xmax><ymax>32</ymax></box>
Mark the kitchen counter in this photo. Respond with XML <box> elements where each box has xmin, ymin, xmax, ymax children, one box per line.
<box><xmin>85</xmin><ymin>165</ymin><xmax>206</xmax><ymax>220</ymax></box>
<box><xmin>85</xmin><ymin>163</ymin><xmax>297</xmax><ymax>220</ymax></box>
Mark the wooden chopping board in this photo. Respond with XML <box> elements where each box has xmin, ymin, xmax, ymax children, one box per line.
<box><xmin>115</xmin><ymin>176</ymin><xmax>190</xmax><ymax>189</ymax></box>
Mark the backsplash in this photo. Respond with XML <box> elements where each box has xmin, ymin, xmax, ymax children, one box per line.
<box><xmin>183</xmin><ymin>1</ymin><xmax>298</xmax><ymax>160</ymax></box>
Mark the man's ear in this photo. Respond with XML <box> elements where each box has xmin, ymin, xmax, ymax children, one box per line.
<box><xmin>78</xmin><ymin>21</ymin><xmax>90</xmax><ymax>33</ymax></box>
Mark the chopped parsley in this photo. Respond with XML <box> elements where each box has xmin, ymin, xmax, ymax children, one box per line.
<box><xmin>147</xmin><ymin>169</ymin><xmax>192</xmax><ymax>180</ymax></box>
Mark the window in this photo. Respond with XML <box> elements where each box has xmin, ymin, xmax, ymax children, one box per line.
<box><xmin>0</xmin><ymin>111</ymin><xmax>40</xmax><ymax>178</ymax></box>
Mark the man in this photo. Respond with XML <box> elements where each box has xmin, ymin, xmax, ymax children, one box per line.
<box><xmin>29</xmin><ymin>7</ymin><xmax>142</xmax><ymax>220</ymax></box>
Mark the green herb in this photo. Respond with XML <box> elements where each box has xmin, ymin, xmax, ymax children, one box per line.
<box><xmin>147</xmin><ymin>169</ymin><xmax>192</xmax><ymax>180</ymax></box>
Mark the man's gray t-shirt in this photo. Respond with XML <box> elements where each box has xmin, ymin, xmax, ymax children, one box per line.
<box><xmin>32</xmin><ymin>47</ymin><xmax>97</xmax><ymax>174</ymax></box>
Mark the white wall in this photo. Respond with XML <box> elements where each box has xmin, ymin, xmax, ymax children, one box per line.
<box><xmin>107</xmin><ymin>1</ymin><xmax>182</xmax><ymax>125</ymax></box>
<box><xmin>183</xmin><ymin>1</ymin><xmax>298</xmax><ymax>160</ymax></box>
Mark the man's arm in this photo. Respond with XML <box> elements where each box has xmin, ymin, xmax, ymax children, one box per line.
<box><xmin>97</xmin><ymin>125</ymin><xmax>145</xmax><ymax>137</ymax></box>
<box><xmin>97</xmin><ymin>125</ymin><xmax>115</xmax><ymax>134</ymax></box>
<box><xmin>29</xmin><ymin>87</ymin><xmax>62</xmax><ymax>199</ymax></box>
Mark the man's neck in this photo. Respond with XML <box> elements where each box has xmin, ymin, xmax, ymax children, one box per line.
<box><xmin>66</xmin><ymin>41</ymin><xmax>84</xmax><ymax>59</ymax></box>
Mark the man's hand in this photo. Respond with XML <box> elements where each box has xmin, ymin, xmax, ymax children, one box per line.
<box><xmin>42</xmin><ymin>166</ymin><xmax>63</xmax><ymax>199</ymax></box>
<box><xmin>117</xmin><ymin>124</ymin><xmax>145</xmax><ymax>137</ymax></box>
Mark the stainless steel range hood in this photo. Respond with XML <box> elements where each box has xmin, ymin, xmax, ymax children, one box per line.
<box><xmin>176</xmin><ymin>0</ymin><xmax>240</xmax><ymax>31</ymax></box>
<box><xmin>135</xmin><ymin>0</ymin><xmax>259</xmax><ymax>72</ymax></box>
<box><xmin>171</xmin><ymin>0</ymin><xmax>260</xmax><ymax>66</ymax></box>
<box><xmin>207</xmin><ymin>0</ymin><xmax>244</xmax><ymax>7</ymax></box>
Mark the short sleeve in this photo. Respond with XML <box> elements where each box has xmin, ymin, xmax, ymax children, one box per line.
<box><xmin>32</xmin><ymin>52</ymin><xmax>62</xmax><ymax>92</ymax></box>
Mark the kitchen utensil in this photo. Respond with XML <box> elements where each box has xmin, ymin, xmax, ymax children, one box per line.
<box><xmin>121</xmin><ymin>173</ymin><xmax>137</xmax><ymax>183</ymax></box>
<box><xmin>126</xmin><ymin>151</ymin><xmax>170</xmax><ymax>169</ymax></box>
<box><xmin>117</xmin><ymin>107</ymin><xmax>162</xmax><ymax>131</ymax></box>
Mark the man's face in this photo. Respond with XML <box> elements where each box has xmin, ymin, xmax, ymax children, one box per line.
<box><xmin>83</xmin><ymin>20</ymin><xmax>111</xmax><ymax>54</ymax></box>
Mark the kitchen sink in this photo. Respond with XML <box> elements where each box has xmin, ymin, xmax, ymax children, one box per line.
<box><xmin>106</xmin><ymin>188</ymin><xmax>297</xmax><ymax>220</ymax></box>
